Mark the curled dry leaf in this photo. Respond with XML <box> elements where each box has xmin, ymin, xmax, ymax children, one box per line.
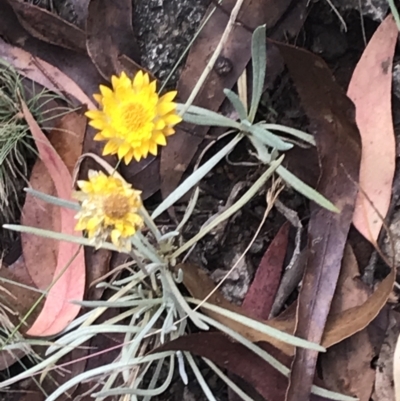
<box><xmin>6</xmin><ymin>0</ymin><xmax>86</xmax><ymax>52</ymax></box>
<box><xmin>348</xmin><ymin>15</ymin><xmax>397</xmax><ymax>244</ymax></box>
<box><xmin>0</xmin><ymin>38</ymin><xmax>95</xmax><ymax>109</ymax></box>
<box><xmin>320</xmin><ymin>245</ymin><xmax>376</xmax><ymax>401</ymax></box>
<box><xmin>21</xmin><ymin>103</ymin><xmax>85</xmax><ymax>336</ymax></box>
<box><xmin>242</xmin><ymin>222</ymin><xmax>289</xmax><ymax>320</ymax></box>
<box><xmin>86</xmin><ymin>0</ymin><xmax>141</xmax><ymax>79</ymax></box>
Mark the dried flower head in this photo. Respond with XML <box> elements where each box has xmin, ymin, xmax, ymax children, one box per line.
<box><xmin>85</xmin><ymin>71</ymin><xmax>182</xmax><ymax>164</ymax></box>
<box><xmin>73</xmin><ymin>170</ymin><xmax>143</xmax><ymax>251</ymax></box>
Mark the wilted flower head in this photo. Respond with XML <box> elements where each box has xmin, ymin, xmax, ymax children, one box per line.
<box><xmin>73</xmin><ymin>170</ymin><xmax>143</xmax><ymax>251</ymax></box>
<box><xmin>85</xmin><ymin>71</ymin><xmax>182</xmax><ymax>164</ymax></box>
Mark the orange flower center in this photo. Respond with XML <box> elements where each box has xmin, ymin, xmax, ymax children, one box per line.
<box><xmin>120</xmin><ymin>102</ymin><xmax>149</xmax><ymax>132</ymax></box>
<box><xmin>103</xmin><ymin>193</ymin><xmax>130</xmax><ymax>219</ymax></box>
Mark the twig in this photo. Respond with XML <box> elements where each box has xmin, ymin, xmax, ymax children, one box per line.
<box><xmin>180</xmin><ymin>0</ymin><xmax>245</xmax><ymax>116</ymax></box>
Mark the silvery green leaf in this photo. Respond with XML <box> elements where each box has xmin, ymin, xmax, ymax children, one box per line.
<box><xmin>185</xmin><ymin>352</ymin><xmax>217</xmax><ymax>401</ymax></box>
<box><xmin>248</xmin><ymin>25</ymin><xmax>267</xmax><ymax>123</ymax></box>
<box><xmin>248</xmin><ymin>136</ymin><xmax>271</xmax><ymax>164</ymax></box>
<box><xmin>189</xmin><ymin>299</ymin><xmax>325</xmax><ymax>351</ymax></box>
<box><xmin>246</xmin><ymin>124</ymin><xmax>293</xmax><ymax>151</ymax></box>
<box><xmin>43</xmin><ymin>353</ymin><xmax>175</xmax><ymax>401</ymax></box>
<box><xmin>172</xmin><ymin>156</ymin><xmax>283</xmax><ymax>259</ymax></box>
<box><xmin>223</xmin><ymin>88</ymin><xmax>247</xmax><ymax>121</ymax></box>
<box><xmin>258</xmin><ymin>123</ymin><xmax>316</xmax><ymax>145</ymax></box>
<box><xmin>177</xmin><ymin>104</ymin><xmax>241</xmax><ymax>129</ymax></box>
<box><xmin>3</xmin><ymin>224</ymin><xmax>117</xmax><ymax>251</ymax></box>
<box><xmin>197</xmin><ymin>313</ymin><xmax>355</xmax><ymax>401</ymax></box>
<box><xmin>152</xmin><ymin>134</ymin><xmax>243</xmax><ymax>219</ymax></box>
<box><xmin>276</xmin><ymin>165</ymin><xmax>339</xmax><ymax>212</ymax></box>
<box><xmin>24</xmin><ymin>188</ymin><xmax>80</xmax><ymax>210</ymax></box>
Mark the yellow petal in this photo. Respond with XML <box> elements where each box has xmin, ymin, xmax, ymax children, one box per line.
<box><xmin>86</xmin><ymin>216</ymin><xmax>102</xmax><ymax>231</ymax></box>
<box><xmin>164</xmin><ymin>114</ymin><xmax>182</xmax><ymax>125</ymax></box>
<box><xmin>160</xmin><ymin>91</ymin><xmax>177</xmax><ymax>102</ymax></box>
<box><xmin>100</xmin><ymin>85</ymin><xmax>113</xmax><ymax>98</ymax></box>
<box><xmin>143</xmin><ymin>73</ymin><xmax>150</xmax><ymax>86</ymax></box>
<box><xmin>124</xmin><ymin>151</ymin><xmax>134</xmax><ymax>164</ymax></box>
<box><xmin>133</xmin><ymin>147</ymin><xmax>143</xmax><ymax>162</ymax></box>
<box><xmin>157</xmin><ymin>102</ymin><xmax>176</xmax><ymax>115</ymax></box>
<box><xmin>85</xmin><ymin>110</ymin><xmax>103</xmax><ymax>119</ymax></box>
<box><xmin>94</xmin><ymin>133</ymin><xmax>105</xmax><ymax>141</ymax></box>
<box><xmin>163</xmin><ymin>127</ymin><xmax>176</xmax><ymax>136</ymax></box>
<box><xmin>93</xmin><ymin>93</ymin><xmax>103</xmax><ymax>105</ymax></box>
<box><xmin>153</xmin><ymin>132</ymin><xmax>167</xmax><ymax>146</ymax></box>
<box><xmin>117</xmin><ymin>141</ymin><xmax>131</xmax><ymax>159</ymax></box>
<box><xmin>149</xmin><ymin>141</ymin><xmax>158</xmax><ymax>155</ymax></box>
<box><xmin>133</xmin><ymin>70</ymin><xmax>144</xmax><ymax>89</ymax></box>
<box><xmin>111</xmin><ymin>229</ymin><xmax>121</xmax><ymax>247</ymax></box>
<box><xmin>140</xmin><ymin>141</ymin><xmax>150</xmax><ymax>157</ymax></box>
<box><xmin>88</xmin><ymin>120</ymin><xmax>105</xmax><ymax>130</ymax></box>
<box><xmin>103</xmin><ymin>140</ymin><xmax>119</xmax><ymax>155</ymax></box>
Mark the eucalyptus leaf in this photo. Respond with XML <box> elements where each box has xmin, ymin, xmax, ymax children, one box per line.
<box><xmin>151</xmin><ymin>134</ymin><xmax>243</xmax><ymax>219</ymax></box>
<box><xmin>248</xmin><ymin>25</ymin><xmax>267</xmax><ymax>123</ymax></box>
<box><xmin>276</xmin><ymin>165</ymin><xmax>339</xmax><ymax>212</ymax></box>
<box><xmin>223</xmin><ymin>88</ymin><xmax>247</xmax><ymax>121</ymax></box>
<box><xmin>245</xmin><ymin>124</ymin><xmax>293</xmax><ymax>151</ymax></box>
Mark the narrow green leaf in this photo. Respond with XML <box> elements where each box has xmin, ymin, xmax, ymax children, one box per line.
<box><xmin>189</xmin><ymin>299</ymin><xmax>325</xmax><ymax>352</ymax></box>
<box><xmin>276</xmin><ymin>165</ymin><xmax>339</xmax><ymax>212</ymax></box>
<box><xmin>93</xmin><ymin>356</ymin><xmax>175</xmax><ymax>397</ymax></box>
<box><xmin>248</xmin><ymin>25</ymin><xmax>267</xmax><ymax>123</ymax></box>
<box><xmin>151</xmin><ymin>134</ymin><xmax>243</xmax><ymax>219</ymax></box>
<box><xmin>197</xmin><ymin>313</ymin><xmax>356</xmax><ymax>401</ymax></box>
<box><xmin>223</xmin><ymin>89</ymin><xmax>247</xmax><ymax>121</ymax></box>
<box><xmin>258</xmin><ymin>123</ymin><xmax>316</xmax><ymax>145</ymax></box>
<box><xmin>248</xmin><ymin>136</ymin><xmax>271</xmax><ymax>163</ymax></box>
<box><xmin>177</xmin><ymin>104</ymin><xmax>241</xmax><ymax>129</ymax></box>
<box><xmin>24</xmin><ymin>188</ymin><xmax>80</xmax><ymax>210</ymax></box>
<box><xmin>3</xmin><ymin>224</ymin><xmax>118</xmax><ymax>251</ymax></box>
<box><xmin>171</xmin><ymin>156</ymin><xmax>283</xmax><ymax>259</ymax></box>
<box><xmin>246</xmin><ymin>124</ymin><xmax>293</xmax><ymax>151</ymax></box>
<box><xmin>44</xmin><ymin>353</ymin><xmax>175</xmax><ymax>401</ymax></box>
<box><xmin>185</xmin><ymin>352</ymin><xmax>217</xmax><ymax>401</ymax></box>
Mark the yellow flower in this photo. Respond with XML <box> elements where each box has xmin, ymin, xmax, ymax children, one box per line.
<box><xmin>73</xmin><ymin>170</ymin><xmax>144</xmax><ymax>251</ymax></box>
<box><xmin>85</xmin><ymin>71</ymin><xmax>182</xmax><ymax>164</ymax></box>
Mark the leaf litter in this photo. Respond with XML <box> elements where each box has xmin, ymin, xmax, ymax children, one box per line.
<box><xmin>0</xmin><ymin>1</ymin><xmax>399</xmax><ymax>401</ymax></box>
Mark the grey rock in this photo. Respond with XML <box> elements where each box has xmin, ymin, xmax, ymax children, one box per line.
<box><xmin>133</xmin><ymin>0</ymin><xmax>209</xmax><ymax>87</ymax></box>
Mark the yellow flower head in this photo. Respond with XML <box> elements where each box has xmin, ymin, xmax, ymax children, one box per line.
<box><xmin>85</xmin><ymin>71</ymin><xmax>182</xmax><ymax>164</ymax></box>
<box><xmin>73</xmin><ymin>170</ymin><xmax>144</xmax><ymax>251</ymax></box>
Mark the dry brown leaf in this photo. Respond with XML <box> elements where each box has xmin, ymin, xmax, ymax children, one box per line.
<box><xmin>86</xmin><ymin>0</ymin><xmax>141</xmax><ymax>79</ymax></box>
<box><xmin>320</xmin><ymin>245</ymin><xmax>375</xmax><ymax>401</ymax></box>
<box><xmin>0</xmin><ymin>38</ymin><xmax>95</xmax><ymax>109</ymax></box>
<box><xmin>6</xmin><ymin>0</ymin><xmax>86</xmax><ymax>52</ymax></box>
<box><xmin>176</xmin><ymin>263</ymin><xmax>295</xmax><ymax>355</ymax></box>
